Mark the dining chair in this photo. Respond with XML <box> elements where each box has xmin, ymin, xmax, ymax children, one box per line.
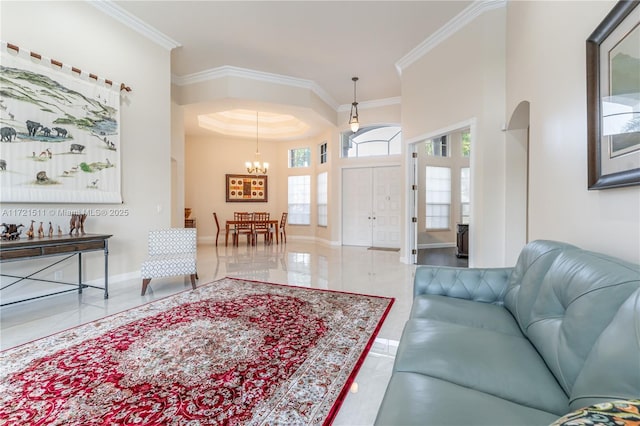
<box><xmin>279</xmin><ymin>212</ymin><xmax>288</xmax><ymax>243</ymax></box>
<box><xmin>212</xmin><ymin>212</ymin><xmax>222</xmax><ymax>246</ymax></box>
<box><xmin>234</xmin><ymin>212</ymin><xmax>253</xmax><ymax>246</ymax></box>
<box><xmin>252</xmin><ymin>212</ymin><xmax>271</xmax><ymax>245</ymax></box>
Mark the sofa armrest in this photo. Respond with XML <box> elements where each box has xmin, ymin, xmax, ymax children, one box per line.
<box><xmin>414</xmin><ymin>266</ymin><xmax>513</xmax><ymax>304</ymax></box>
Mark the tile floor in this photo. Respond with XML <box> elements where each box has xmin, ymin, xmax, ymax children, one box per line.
<box><xmin>1</xmin><ymin>240</ymin><xmax>419</xmax><ymax>425</ymax></box>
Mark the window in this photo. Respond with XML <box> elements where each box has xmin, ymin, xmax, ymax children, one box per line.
<box><xmin>317</xmin><ymin>172</ymin><xmax>328</xmax><ymax>226</ymax></box>
<box><xmin>461</xmin><ymin>167</ymin><xmax>470</xmax><ymax>224</ymax></box>
<box><xmin>426</xmin><ymin>166</ymin><xmax>451</xmax><ymax>230</ymax></box>
<box><xmin>288</xmin><ymin>175</ymin><xmax>310</xmax><ymax>224</ymax></box>
<box><xmin>425</xmin><ymin>135</ymin><xmax>448</xmax><ymax>157</ymax></box>
<box><xmin>289</xmin><ymin>147</ymin><xmax>310</xmax><ymax>168</ymax></box>
<box><xmin>341</xmin><ymin>125</ymin><xmax>401</xmax><ymax>158</ymax></box>
<box><xmin>319</xmin><ymin>142</ymin><xmax>328</xmax><ymax>164</ymax></box>
<box><xmin>461</xmin><ymin>130</ymin><xmax>471</xmax><ymax>157</ymax></box>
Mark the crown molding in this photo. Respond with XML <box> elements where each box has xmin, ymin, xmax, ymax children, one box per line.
<box><xmin>88</xmin><ymin>0</ymin><xmax>181</xmax><ymax>50</ymax></box>
<box><xmin>172</xmin><ymin>65</ymin><xmax>340</xmax><ymax>110</ymax></box>
<box><xmin>395</xmin><ymin>0</ymin><xmax>506</xmax><ymax>75</ymax></box>
<box><xmin>337</xmin><ymin>96</ymin><xmax>402</xmax><ymax>112</ymax></box>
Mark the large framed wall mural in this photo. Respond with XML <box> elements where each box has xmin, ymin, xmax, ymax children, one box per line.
<box><xmin>226</xmin><ymin>174</ymin><xmax>268</xmax><ymax>202</ymax></box>
<box><xmin>0</xmin><ymin>42</ymin><xmax>123</xmax><ymax>203</ymax></box>
<box><xmin>586</xmin><ymin>0</ymin><xmax>640</xmax><ymax>189</ymax></box>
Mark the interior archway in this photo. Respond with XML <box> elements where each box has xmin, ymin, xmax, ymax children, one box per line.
<box><xmin>504</xmin><ymin>100</ymin><xmax>530</xmax><ymax>265</ymax></box>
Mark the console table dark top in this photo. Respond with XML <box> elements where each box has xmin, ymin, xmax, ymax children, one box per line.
<box><xmin>0</xmin><ymin>234</ymin><xmax>112</xmax><ymax>261</ymax></box>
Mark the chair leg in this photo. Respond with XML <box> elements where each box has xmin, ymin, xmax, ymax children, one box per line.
<box><xmin>215</xmin><ymin>230</ymin><xmax>219</xmax><ymax>247</ymax></box>
<box><xmin>190</xmin><ymin>274</ymin><xmax>197</xmax><ymax>290</ymax></box>
<box><xmin>141</xmin><ymin>278</ymin><xmax>151</xmax><ymax>296</ymax></box>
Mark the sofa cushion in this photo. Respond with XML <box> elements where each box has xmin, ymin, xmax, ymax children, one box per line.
<box><xmin>569</xmin><ymin>288</ymin><xmax>640</xmax><ymax>410</ymax></box>
<box><xmin>394</xmin><ymin>318</ymin><xmax>569</xmax><ymax>415</ymax></box>
<box><xmin>519</xmin><ymin>250</ymin><xmax>640</xmax><ymax>397</ymax></box>
<box><xmin>504</xmin><ymin>240</ymin><xmax>577</xmax><ymax>330</ymax></box>
<box><xmin>374</xmin><ymin>372</ymin><xmax>560</xmax><ymax>426</ymax></box>
<box><xmin>410</xmin><ymin>294</ymin><xmax>522</xmax><ymax>336</ymax></box>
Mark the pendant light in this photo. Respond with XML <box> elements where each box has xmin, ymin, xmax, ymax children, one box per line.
<box><xmin>349</xmin><ymin>77</ymin><xmax>360</xmax><ymax>133</ymax></box>
<box><xmin>245</xmin><ymin>112</ymin><xmax>268</xmax><ymax>174</ymax></box>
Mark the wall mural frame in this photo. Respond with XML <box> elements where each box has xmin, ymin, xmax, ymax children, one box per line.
<box><xmin>586</xmin><ymin>0</ymin><xmax>640</xmax><ymax>190</ymax></box>
<box><xmin>0</xmin><ymin>42</ymin><xmax>123</xmax><ymax>203</ymax></box>
<box><xmin>225</xmin><ymin>174</ymin><xmax>268</xmax><ymax>202</ymax></box>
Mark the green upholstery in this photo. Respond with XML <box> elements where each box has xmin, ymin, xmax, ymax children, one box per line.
<box><xmin>375</xmin><ymin>240</ymin><xmax>640</xmax><ymax>426</ymax></box>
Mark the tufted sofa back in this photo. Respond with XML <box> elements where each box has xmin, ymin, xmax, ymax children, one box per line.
<box><xmin>504</xmin><ymin>241</ymin><xmax>640</xmax><ymax>410</ymax></box>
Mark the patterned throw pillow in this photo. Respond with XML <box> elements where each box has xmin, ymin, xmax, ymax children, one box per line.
<box><xmin>550</xmin><ymin>400</ymin><xmax>640</xmax><ymax>426</ymax></box>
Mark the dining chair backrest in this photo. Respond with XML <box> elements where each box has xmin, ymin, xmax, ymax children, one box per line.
<box><xmin>212</xmin><ymin>212</ymin><xmax>221</xmax><ymax>246</ymax></box>
<box><xmin>234</xmin><ymin>211</ymin><xmax>249</xmax><ymax>220</ymax></box>
<box><xmin>212</xmin><ymin>212</ymin><xmax>220</xmax><ymax>230</ymax></box>
<box><xmin>280</xmin><ymin>212</ymin><xmax>288</xmax><ymax>243</ymax></box>
<box><xmin>253</xmin><ymin>212</ymin><xmax>270</xmax><ymax>225</ymax></box>
<box><xmin>235</xmin><ymin>212</ymin><xmax>253</xmax><ymax>231</ymax></box>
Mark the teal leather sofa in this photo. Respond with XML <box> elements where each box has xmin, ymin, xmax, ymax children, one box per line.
<box><xmin>375</xmin><ymin>240</ymin><xmax>640</xmax><ymax>425</ymax></box>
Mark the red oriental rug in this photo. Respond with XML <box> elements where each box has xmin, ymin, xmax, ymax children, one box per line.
<box><xmin>0</xmin><ymin>277</ymin><xmax>393</xmax><ymax>425</ymax></box>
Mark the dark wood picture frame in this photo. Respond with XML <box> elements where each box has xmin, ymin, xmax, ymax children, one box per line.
<box><xmin>225</xmin><ymin>174</ymin><xmax>268</xmax><ymax>202</ymax></box>
<box><xmin>586</xmin><ymin>0</ymin><xmax>640</xmax><ymax>189</ymax></box>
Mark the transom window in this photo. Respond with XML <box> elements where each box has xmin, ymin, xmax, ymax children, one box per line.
<box><xmin>426</xmin><ymin>135</ymin><xmax>449</xmax><ymax>157</ymax></box>
<box><xmin>289</xmin><ymin>147</ymin><xmax>310</xmax><ymax>168</ymax></box>
<box><xmin>319</xmin><ymin>142</ymin><xmax>328</xmax><ymax>164</ymax></box>
<box><xmin>461</xmin><ymin>130</ymin><xmax>471</xmax><ymax>157</ymax></box>
<box><xmin>341</xmin><ymin>125</ymin><xmax>401</xmax><ymax>158</ymax></box>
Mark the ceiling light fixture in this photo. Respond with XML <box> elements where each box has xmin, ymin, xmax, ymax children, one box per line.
<box><xmin>349</xmin><ymin>77</ymin><xmax>360</xmax><ymax>133</ymax></box>
<box><xmin>246</xmin><ymin>112</ymin><xmax>269</xmax><ymax>174</ymax></box>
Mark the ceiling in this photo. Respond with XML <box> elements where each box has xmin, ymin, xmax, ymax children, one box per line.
<box><xmin>110</xmin><ymin>1</ymin><xmax>474</xmax><ymax>137</ymax></box>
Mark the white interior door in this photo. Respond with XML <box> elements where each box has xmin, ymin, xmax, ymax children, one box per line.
<box><xmin>342</xmin><ymin>166</ymin><xmax>401</xmax><ymax>247</ymax></box>
<box><xmin>372</xmin><ymin>166</ymin><xmax>401</xmax><ymax>248</ymax></box>
<box><xmin>342</xmin><ymin>168</ymin><xmax>373</xmax><ymax>246</ymax></box>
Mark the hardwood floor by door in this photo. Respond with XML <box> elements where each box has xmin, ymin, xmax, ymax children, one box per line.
<box><xmin>416</xmin><ymin>247</ymin><xmax>468</xmax><ymax>267</ymax></box>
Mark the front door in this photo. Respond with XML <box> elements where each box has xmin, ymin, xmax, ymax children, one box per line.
<box><xmin>342</xmin><ymin>166</ymin><xmax>401</xmax><ymax>248</ymax></box>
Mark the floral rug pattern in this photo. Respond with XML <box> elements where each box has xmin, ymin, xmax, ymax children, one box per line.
<box><xmin>0</xmin><ymin>278</ymin><xmax>393</xmax><ymax>425</ymax></box>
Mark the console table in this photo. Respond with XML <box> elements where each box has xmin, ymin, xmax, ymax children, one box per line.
<box><xmin>0</xmin><ymin>234</ymin><xmax>112</xmax><ymax>307</ymax></box>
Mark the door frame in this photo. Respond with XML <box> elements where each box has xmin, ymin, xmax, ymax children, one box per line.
<box><xmin>403</xmin><ymin>118</ymin><xmax>477</xmax><ymax>265</ymax></box>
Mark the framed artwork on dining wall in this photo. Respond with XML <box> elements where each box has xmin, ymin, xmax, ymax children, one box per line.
<box><xmin>225</xmin><ymin>174</ymin><xmax>268</xmax><ymax>202</ymax></box>
<box><xmin>586</xmin><ymin>0</ymin><xmax>640</xmax><ymax>189</ymax></box>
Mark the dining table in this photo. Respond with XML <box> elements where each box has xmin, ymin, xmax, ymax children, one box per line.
<box><xmin>225</xmin><ymin>219</ymin><xmax>280</xmax><ymax>246</ymax></box>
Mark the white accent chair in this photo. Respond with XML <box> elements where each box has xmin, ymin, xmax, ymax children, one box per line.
<box><xmin>141</xmin><ymin>228</ymin><xmax>198</xmax><ymax>296</ymax></box>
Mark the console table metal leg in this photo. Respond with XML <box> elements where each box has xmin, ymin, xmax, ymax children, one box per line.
<box><xmin>78</xmin><ymin>252</ymin><xmax>83</xmax><ymax>294</ymax></box>
<box><xmin>104</xmin><ymin>240</ymin><xmax>109</xmax><ymax>299</ymax></box>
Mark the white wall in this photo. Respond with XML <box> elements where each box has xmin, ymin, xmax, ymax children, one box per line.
<box><xmin>506</xmin><ymin>1</ymin><xmax>640</xmax><ymax>264</ymax></box>
<box><xmin>402</xmin><ymin>7</ymin><xmax>507</xmax><ymax>266</ymax></box>
<box><xmin>0</xmin><ymin>1</ymin><xmax>173</xmax><ymax>280</ymax></box>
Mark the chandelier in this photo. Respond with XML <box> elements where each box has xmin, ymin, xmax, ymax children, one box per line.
<box><xmin>245</xmin><ymin>112</ymin><xmax>269</xmax><ymax>174</ymax></box>
<box><xmin>349</xmin><ymin>76</ymin><xmax>360</xmax><ymax>133</ymax></box>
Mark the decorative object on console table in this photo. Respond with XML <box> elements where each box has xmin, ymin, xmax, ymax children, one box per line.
<box><xmin>0</xmin><ymin>223</ymin><xmax>23</xmax><ymax>241</ymax></box>
<box><xmin>586</xmin><ymin>0</ymin><xmax>640</xmax><ymax>189</ymax></box>
<box><xmin>225</xmin><ymin>174</ymin><xmax>268</xmax><ymax>202</ymax></box>
<box><xmin>69</xmin><ymin>214</ymin><xmax>87</xmax><ymax>235</ymax></box>
<box><xmin>185</xmin><ymin>218</ymin><xmax>196</xmax><ymax>228</ymax></box>
<box><xmin>456</xmin><ymin>223</ymin><xmax>469</xmax><ymax>258</ymax></box>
